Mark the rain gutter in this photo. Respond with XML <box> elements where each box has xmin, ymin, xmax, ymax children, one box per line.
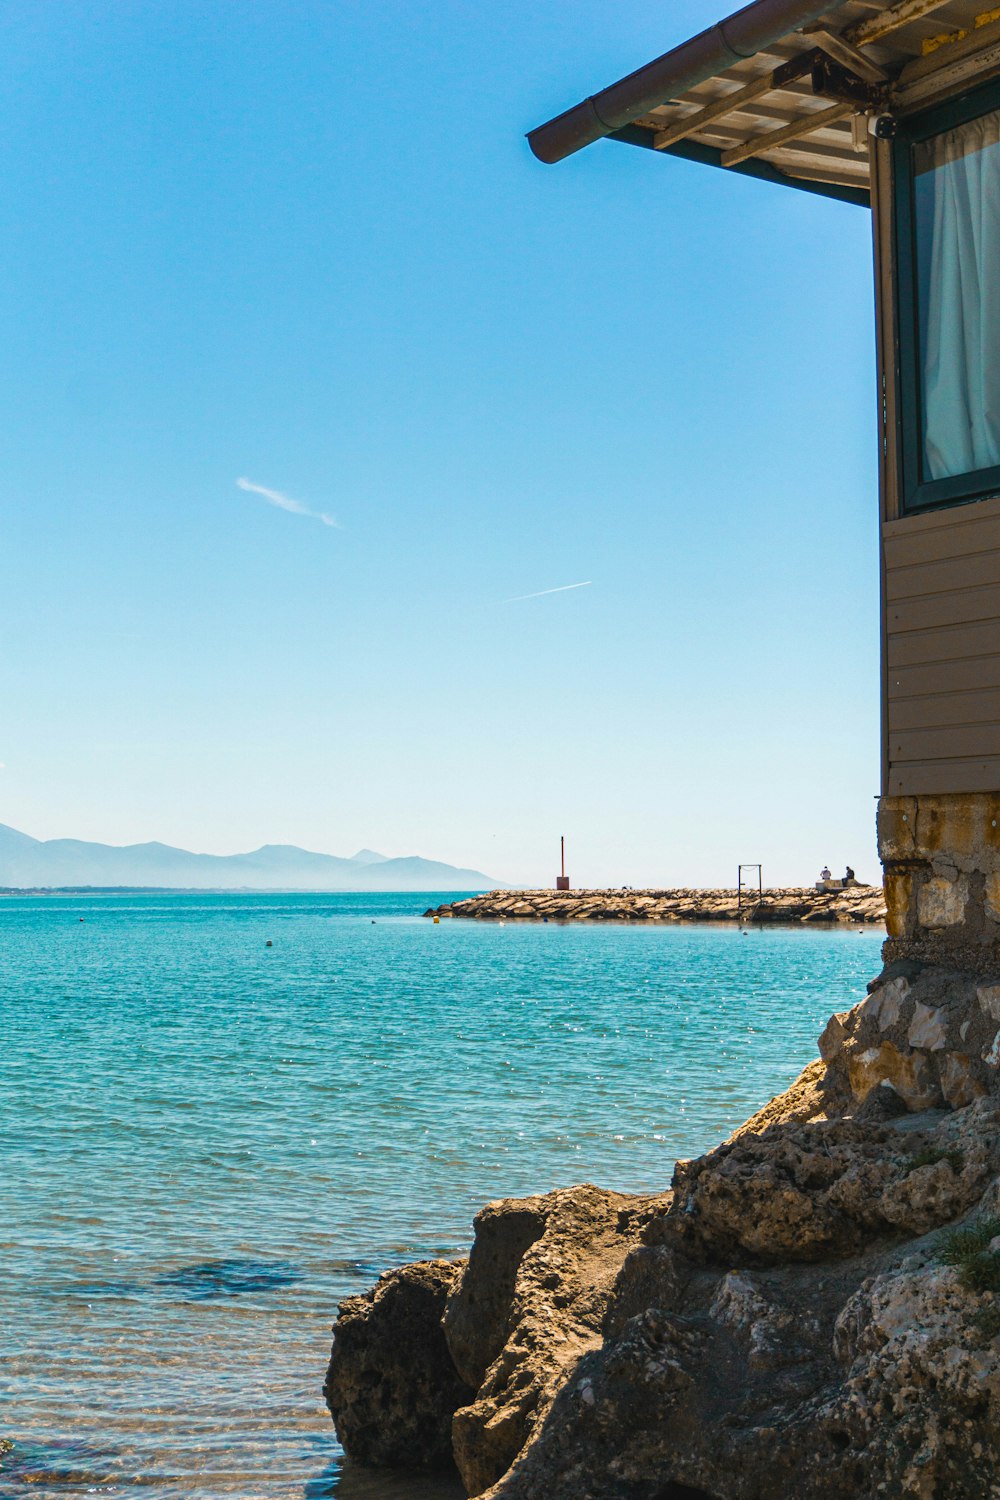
<box><xmin>527</xmin><ymin>0</ymin><xmax>852</xmax><ymax>165</ymax></box>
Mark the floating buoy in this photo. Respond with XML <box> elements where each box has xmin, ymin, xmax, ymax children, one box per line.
<box><xmin>433</xmin><ymin>916</ymin><xmax>440</xmax><ymax>924</ymax></box>
<box><xmin>79</xmin><ymin>917</ymin><xmax>85</xmax><ymax>923</ymax></box>
<box><xmin>265</xmin><ymin>940</ymin><xmax>273</xmax><ymax>948</ymax></box>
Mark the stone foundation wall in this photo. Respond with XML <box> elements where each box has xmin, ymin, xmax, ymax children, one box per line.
<box><xmin>809</xmin><ymin>792</ymin><xmax>1000</xmax><ymax>1112</ymax></box>
<box><xmin>879</xmin><ymin>792</ymin><xmax>1000</xmax><ymax>972</ymax></box>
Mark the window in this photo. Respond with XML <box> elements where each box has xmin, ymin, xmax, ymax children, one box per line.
<box><xmin>894</xmin><ymin>80</ymin><xmax>1000</xmax><ymax>512</ymax></box>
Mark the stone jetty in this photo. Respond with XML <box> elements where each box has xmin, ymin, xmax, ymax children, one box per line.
<box><xmin>426</xmin><ymin>885</ymin><xmax>886</xmax><ymax>926</ymax></box>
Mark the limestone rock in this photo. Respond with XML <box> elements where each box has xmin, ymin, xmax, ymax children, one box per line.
<box><xmin>649</xmin><ymin>1112</ymin><xmax>996</xmax><ymax>1263</ymax></box>
<box><xmin>602</xmin><ymin>1242</ymin><xmax>688</xmax><ymax>1340</ymax></box>
<box><xmin>709</xmin><ymin>1270</ymin><xmax>815</xmax><ymax>1371</ymax></box>
<box><xmin>471</xmin><ymin>1103</ymin><xmax>1000</xmax><ymax>1498</ymax></box>
<box><xmin>728</xmin><ymin>1057</ymin><xmax>848</xmax><ymax>1137</ymax></box>
<box><xmin>979</xmin><ymin>983</ymin><xmax>1000</xmax><ymax>1023</ymax></box>
<box><xmin>815</xmin><ymin>963</ymin><xmax>1000</xmax><ymax>1113</ymax></box>
<box><xmin>446</xmin><ymin>1184</ymin><xmax>666</xmax><ymax>1497</ymax></box>
<box><xmin>482</xmin><ymin>1231</ymin><xmax>1000</xmax><ymax>1500</ymax></box>
<box><xmin>818</xmin><ymin>1010</ymin><xmax>851</xmax><ymax>1063</ymax></box>
<box><xmin>445</xmin><ymin>1198</ymin><xmax>548</xmax><ymax>1390</ymax></box>
<box><xmin>863</xmin><ymin>974</ymin><xmax>910</xmax><ymax>1030</ymax></box>
<box><xmin>941</xmin><ymin>1052</ymin><xmax>989</xmax><ymax>1108</ymax></box>
<box><xmin>908</xmin><ymin>1002</ymin><xmax>949</xmax><ymax>1051</ymax></box>
<box><xmin>324</xmin><ymin>1259</ymin><xmax>473</xmax><ymax>1470</ymax></box>
<box><xmin>851</xmin><ymin>1079</ymin><xmax>911</xmax><ymax>1123</ymax></box>
<box><xmin>847</xmin><ymin>1040</ymin><xmax>941</xmax><ymax>1111</ymax></box>
<box><xmin>325</xmin><ymin>1101</ymin><xmax>1000</xmax><ymax>1499</ymax></box>
<box><xmin>918</xmin><ymin>874</ymin><xmax>968</xmax><ymax>929</ymax></box>
<box><xmin>824</xmin><ymin>1258</ymin><xmax>1000</xmax><ymax>1498</ymax></box>
<box><xmin>324</xmin><ymin>972</ymin><xmax>1000</xmax><ymax>1500</ymax></box>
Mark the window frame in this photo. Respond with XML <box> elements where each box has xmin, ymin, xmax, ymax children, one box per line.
<box><xmin>893</xmin><ymin>76</ymin><xmax>1000</xmax><ymax>514</ymax></box>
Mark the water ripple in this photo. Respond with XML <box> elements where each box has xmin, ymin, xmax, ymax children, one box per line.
<box><xmin>0</xmin><ymin>890</ymin><xmax>883</xmax><ymax>1497</ymax></box>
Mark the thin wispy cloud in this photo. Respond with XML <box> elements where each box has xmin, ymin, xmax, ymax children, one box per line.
<box><xmin>504</xmin><ymin>581</ymin><xmax>592</xmax><ymax>603</ymax></box>
<box><xmin>236</xmin><ymin>477</ymin><xmax>339</xmax><ymax>529</ymax></box>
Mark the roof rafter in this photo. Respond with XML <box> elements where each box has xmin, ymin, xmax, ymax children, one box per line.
<box><xmin>721</xmin><ymin>100</ymin><xmax>855</xmax><ymax>164</ymax></box>
<box><xmin>651</xmin><ymin>59</ymin><xmax>812</xmax><ymax>151</ymax></box>
<box><xmin>651</xmin><ymin>0</ymin><xmax>955</xmax><ymax>165</ymax></box>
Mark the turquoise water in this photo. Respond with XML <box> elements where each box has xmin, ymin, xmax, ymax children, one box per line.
<box><xmin>0</xmin><ymin>892</ymin><xmax>883</xmax><ymax>1498</ymax></box>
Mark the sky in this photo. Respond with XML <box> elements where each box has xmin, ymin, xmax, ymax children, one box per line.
<box><xmin>0</xmin><ymin>1</ymin><xmax>882</xmax><ymax>888</ymax></box>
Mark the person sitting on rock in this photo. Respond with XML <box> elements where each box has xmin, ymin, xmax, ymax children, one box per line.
<box><xmin>844</xmin><ymin>865</ymin><xmax>856</xmax><ymax>885</ymax></box>
<box><xmin>820</xmin><ymin>865</ymin><xmax>832</xmax><ymax>882</ymax></box>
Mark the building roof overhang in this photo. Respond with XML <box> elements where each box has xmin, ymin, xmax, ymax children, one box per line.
<box><xmin>528</xmin><ymin>0</ymin><xmax>1000</xmax><ymax>207</ymax></box>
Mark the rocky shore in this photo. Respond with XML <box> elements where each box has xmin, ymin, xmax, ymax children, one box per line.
<box><xmin>426</xmin><ymin>886</ymin><xmax>886</xmax><ymax>927</ymax></box>
<box><xmin>325</xmin><ymin>953</ymin><xmax>1000</xmax><ymax>1499</ymax></box>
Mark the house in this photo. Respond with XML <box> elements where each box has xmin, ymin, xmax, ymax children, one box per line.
<box><xmin>531</xmin><ymin>0</ymin><xmax>1000</xmax><ymax>981</ymax></box>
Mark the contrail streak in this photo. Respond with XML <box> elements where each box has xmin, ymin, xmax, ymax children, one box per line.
<box><xmin>236</xmin><ymin>477</ymin><xmax>338</xmax><ymax>528</ymax></box>
<box><xmin>504</xmin><ymin>581</ymin><xmax>592</xmax><ymax>603</ymax></box>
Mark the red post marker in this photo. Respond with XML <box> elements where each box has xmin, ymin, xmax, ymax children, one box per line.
<box><xmin>556</xmin><ymin>835</ymin><xmax>570</xmax><ymax>891</ymax></box>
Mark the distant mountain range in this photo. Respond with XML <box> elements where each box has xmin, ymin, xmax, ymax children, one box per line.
<box><xmin>0</xmin><ymin>823</ymin><xmax>499</xmax><ymax>892</ymax></box>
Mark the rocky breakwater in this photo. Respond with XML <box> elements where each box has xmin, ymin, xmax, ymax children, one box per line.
<box><xmin>426</xmin><ymin>886</ymin><xmax>886</xmax><ymax>926</ymax></box>
<box><xmin>324</xmin><ymin>955</ymin><xmax>1000</xmax><ymax>1499</ymax></box>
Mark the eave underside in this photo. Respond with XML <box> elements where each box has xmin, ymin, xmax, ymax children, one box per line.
<box><xmin>551</xmin><ymin>0</ymin><xmax>1000</xmax><ymax>205</ymax></box>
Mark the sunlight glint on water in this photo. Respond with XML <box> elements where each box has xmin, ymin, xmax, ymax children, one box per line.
<box><xmin>0</xmin><ymin>892</ymin><xmax>883</xmax><ymax>1497</ymax></box>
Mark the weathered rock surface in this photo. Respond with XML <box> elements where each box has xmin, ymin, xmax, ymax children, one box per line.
<box><xmin>816</xmin><ymin>961</ymin><xmax>1000</xmax><ymax>1113</ymax></box>
<box><xmin>728</xmin><ymin>1056</ymin><xmax>849</xmax><ymax>1136</ymax></box>
<box><xmin>326</xmin><ymin>1097</ymin><xmax>1000</xmax><ymax>1496</ymax></box>
<box><xmin>324</xmin><ymin>1259</ymin><xmax>474</xmax><ymax>1470</ymax></box>
<box><xmin>446</xmin><ymin>1185</ymin><xmax>668</xmax><ymax>1497</ymax></box>
<box><xmin>655</xmin><ymin>1108</ymin><xmax>998</xmax><ymax>1263</ymax></box>
<box><xmin>325</xmin><ymin>973</ymin><xmax>1000</xmax><ymax>1499</ymax></box>
<box><xmin>471</xmin><ymin>1103</ymin><xmax>1000</xmax><ymax>1500</ymax></box>
<box><xmin>427</xmin><ymin>886</ymin><xmax>885</xmax><ymax>927</ymax></box>
<box><xmin>481</xmin><ymin>1235</ymin><xmax>1000</xmax><ymax>1499</ymax></box>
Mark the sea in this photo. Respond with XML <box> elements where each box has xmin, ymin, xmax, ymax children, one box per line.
<box><xmin>0</xmin><ymin>891</ymin><xmax>884</xmax><ymax>1499</ymax></box>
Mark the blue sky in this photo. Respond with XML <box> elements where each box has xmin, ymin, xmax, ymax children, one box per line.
<box><xmin>0</xmin><ymin>1</ymin><xmax>881</xmax><ymax>887</ymax></box>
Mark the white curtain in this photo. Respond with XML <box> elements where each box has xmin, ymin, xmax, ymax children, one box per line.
<box><xmin>914</xmin><ymin>108</ymin><xmax>1000</xmax><ymax>482</ymax></box>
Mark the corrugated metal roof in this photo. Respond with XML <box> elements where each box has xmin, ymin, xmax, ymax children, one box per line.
<box><xmin>530</xmin><ymin>0</ymin><xmax>1000</xmax><ymax>204</ymax></box>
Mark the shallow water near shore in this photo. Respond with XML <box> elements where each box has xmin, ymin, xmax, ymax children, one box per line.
<box><xmin>0</xmin><ymin>891</ymin><xmax>883</xmax><ymax>1498</ymax></box>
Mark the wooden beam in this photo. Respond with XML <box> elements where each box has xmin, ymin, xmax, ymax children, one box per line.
<box><xmin>896</xmin><ymin>11</ymin><xmax>1000</xmax><ymax>85</ymax></box>
<box><xmin>700</xmin><ymin>117</ymin><xmax>855</xmax><ymax>143</ymax></box>
<box><xmin>847</xmin><ymin>0</ymin><xmax>957</xmax><ymax>46</ymax></box>
<box><xmin>652</xmin><ymin>69</ymin><xmax>799</xmax><ymax>152</ymax></box>
<box><xmin>894</xmin><ymin>33</ymin><xmax>1000</xmax><ymax>107</ymax></box>
<box><xmin>641</xmin><ymin>98</ymin><xmax>849</xmax><ymax>140</ymax></box>
<box><xmin>680</xmin><ymin>115</ymin><xmax>859</xmax><ymax>153</ymax></box>
<box><xmin>721</xmin><ymin>101</ymin><xmax>854</xmax><ymax>167</ymax></box>
<box><xmin>782</xmin><ymin>162</ymin><xmax>871</xmax><ymax>188</ymax></box>
<box><xmin>809</xmin><ymin>29</ymin><xmax>890</xmax><ymax>81</ymax></box>
<box><xmin>774</xmin><ymin>147</ymin><xmax>869</xmax><ymax>175</ymax></box>
<box><xmin>766</xmin><ymin>137</ymin><xmax>868</xmax><ymax>166</ymax></box>
<box><xmin>654</xmin><ymin>0</ymin><xmax>957</xmax><ymax>158</ymax></box>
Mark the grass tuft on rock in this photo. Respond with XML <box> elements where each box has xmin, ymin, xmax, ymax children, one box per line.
<box><xmin>938</xmin><ymin>1216</ymin><xmax>1000</xmax><ymax>1292</ymax></box>
<box><xmin>905</xmin><ymin>1147</ymin><xmax>964</xmax><ymax>1176</ymax></box>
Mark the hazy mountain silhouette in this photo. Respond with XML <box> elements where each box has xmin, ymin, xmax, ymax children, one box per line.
<box><xmin>0</xmin><ymin>823</ymin><xmax>498</xmax><ymax>891</ymax></box>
